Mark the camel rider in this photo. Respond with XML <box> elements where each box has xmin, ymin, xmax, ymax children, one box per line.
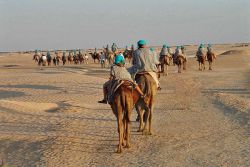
<box><xmin>73</xmin><ymin>49</ymin><xmax>77</xmax><ymax>56</ymax></box>
<box><xmin>78</xmin><ymin>49</ymin><xmax>81</xmax><ymax>55</ymax></box>
<box><xmin>35</xmin><ymin>49</ymin><xmax>41</xmax><ymax>57</ymax></box>
<box><xmin>125</xmin><ymin>45</ymin><xmax>128</xmax><ymax>50</ymax></box>
<box><xmin>94</xmin><ymin>48</ymin><xmax>97</xmax><ymax>54</ymax></box>
<box><xmin>167</xmin><ymin>46</ymin><xmax>173</xmax><ymax>55</ymax></box>
<box><xmin>160</xmin><ymin>44</ymin><xmax>168</xmax><ymax>56</ymax></box>
<box><xmin>128</xmin><ymin>40</ymin><xmax>160</xmax><ymax>89</ymax></box>
<box><xmin>150</xmin><ymin>48</ymin><xmax>160</xmax><ymax>65</ymax></box>
<box><xmin>207</xmin><ymin>44</ymin><xmax>213</xmax><ymax>52</ymax></box>
<box><xmin>181</xmin><ymin>45</ymin><xmax>187</xmax><ymax>61</ymax></box>
<box><xmin>181</xmin><ymin>46</ymin><xmax>186</xmax><ymax>55</ymax></box>
<box><xmin>62</xmin><ymin>51</ymin><xmax>66</xmax><ymax>58</ymax></box>
<box><xmin>111</xmin><ymin>43</ymin><xmax>118</xmax><ymax>53</ymax></box>
<box><xmin>196</xmin><ymin>44</ymin><xmax>206</xmax><ymax>61</ymax></box>
<box><xmin>131</xmin><ymin>45</ymin><xmax>135</xmax><ymax>51</ymax></box>
<box><xmin>46</xmin><ymin>51</ymin><xmax>51</xmax><ymax>59</ymax></box>
<box><xmin>98</xmin><ymin>54</ymin><xmax>144</xmax><ymax>104</ymax></box>
<box><xmin>100</xmin><ymin>52</ymin><xmax>105</xmax><ymax>62</ymax></box>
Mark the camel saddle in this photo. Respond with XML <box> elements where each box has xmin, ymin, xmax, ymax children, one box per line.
<box><xmin>108</xmin><ymin>80</ymin><xmax>135</xmax><ymax>103</ymax></box>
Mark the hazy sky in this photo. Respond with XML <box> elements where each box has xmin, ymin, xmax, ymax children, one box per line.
<box><xmin>0</xmin><ymin>0</ymin><xmax>249</xmax><ymax>51</ymax></box>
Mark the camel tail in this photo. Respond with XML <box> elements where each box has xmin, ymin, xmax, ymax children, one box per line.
<box><xmin>121</xmin><ymin>89</ymin><xmax>132</xmax><ymax>122</ymax></box>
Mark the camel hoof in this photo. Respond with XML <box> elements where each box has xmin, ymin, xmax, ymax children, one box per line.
<box><xmin>142</xmin><ymin>129</ymin><xmax>149</xmax><ymax>135</ymax></box>
<box><xmin>125</xmin><ymin>144</ymin><xmax>131</xmax><ymax>148</ymax></box>
<box><xmin>117</xmin><ymin>145</ymin><xmax>122</xmax><ymax>153</ymax></box>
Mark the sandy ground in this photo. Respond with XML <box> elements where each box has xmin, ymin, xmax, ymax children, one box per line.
<box><xmin>0</xmin><ymin>44</ymin><xmax>249</xmax><ymax>167</ymax></box>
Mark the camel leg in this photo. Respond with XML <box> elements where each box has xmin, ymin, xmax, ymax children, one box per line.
<box><xmin>116</xmin><ymin>100</ymin><xmax>124</xmax><ymax>153</ymax></box>
<box><xmin>183</xmin><ymin>61</ymin><xmax>186</xmax><ymax>70</ymax></box>
<box><xmin>142</xmin><ymin>109</ymin><xmax>150</xmax><ymax>135</ymax></box>
<box><xmin>161</xmin><ymin>64</ymin><xmax>164</xmax><ymax>76</ymax></box>
<box><xmin>125</xmin><ymin>103</ymin><xmax>132</xmax><ymax>148</ymax></box>
<box><xmin>166</xmin><ymin>65</ymin><xmax>168</xmax><ymax>76</ymax></box>
<box><xmin>148</xmin><ymin>102</ymin><xmax>154</xmax><ymax>135</ymax></box>
<box><xmin>142</xmin><ymin>102</ymin><xmax>151</xmax><ymax>135</ymax></box>
<box><xmin>136</xmin><ymin>104</ymin><xmax>144</xmax><ymax>132</ymax></box>
<box><xmin>178</xmin><ymin>65</ymin><xmax>181</xmax><ymax>73</ymax></box>
<box><xmin>209</xmin><ymin>61</ymin><xmax>212</xmax><ymax>70</ymax></box>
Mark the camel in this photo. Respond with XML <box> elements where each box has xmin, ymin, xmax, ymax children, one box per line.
<box><xmin>68</xmin><ymin>53</ymin><xmax>74</xmax><ymax>64</ymax></box>
<box><xmin>89</xmin><ymin>52</ymin><xmax>100</xmax><ymax>63</ymax></box>
<box><xmin>33</xmin><ymin>54</ymin><xmax>40</xmax><ymax>63</ymax></box>
<box><xmin>159</xmin><ymin>54</ymin><xmax>172</xmax><ymax>76</ymax></box>
<box><xmin>62</xmin><ymin>55</ymin><xmax>67</xmax><ymax>65</ymax></box>
<box><xmin>207</xmin><ymin>51</ymin><xmax>216</xmax><ymax>70</ymax></box>
<box><xmin>135</xmin><ymin>73</ymin><xmax>157</xmax><ymax>135</ymax></box>
<box><xmin>38</xmin><ymin>55</ymin><xmax>47</xmax><ymax>66</ymax></box>
<box><xmin>196</xmin><ymin>52</ymin><xmax>206</xmax><ymax>71</ymax></box>
<box><xmin>110</xmin><ymin>81</ymin><xmax>148</xmax><ymax>153</ymax></box>
<box><xmin>84</xmin><ymin>54</ymin><xmax>89</xmax><ymax>64</ymax></box>
<box><xmin>56</xmin><ymin>55</ymin><xmax>61</xmax><ymax>66</ymax></box>
<box><xmin>175</xmin><ymin>54</ymin><xmax>187</xmax><ymax>73</ymax></box>
<box><xmin>47</xmin><ymin>55</ymin><xmax>52</xmax><ymax>66</ymax></box>
<box><xmin>105</xmin><ymin>50</ymin><xmax>115</xmax><ymax>65</ymax></box>
<box><xmin>78</xmin><ymin>53</ymin><xmax>84</xmax><ymax>64</ymax></box>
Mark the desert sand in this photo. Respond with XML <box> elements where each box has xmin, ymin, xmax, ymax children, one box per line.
<box><xmin>0</xmin><ymin>44</ymin><xmax>249</xmax><ymax>167</ymax></box>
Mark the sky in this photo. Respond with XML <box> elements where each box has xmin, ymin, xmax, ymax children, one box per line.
<box><xmin>0</xmin><ymin>0</ymin><xmax>249</xmax><ymax>51</ymax></box>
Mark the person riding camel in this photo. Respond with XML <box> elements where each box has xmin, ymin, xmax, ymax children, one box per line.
<box><xmin>160</xmin><ymin>44</ymin><xmax>171</xmax><ymax>60</ymax></box>
<box><xmin>207</xmin><ymin>43</ymin><xmax>214</xmax><ymax>53</ymax></box>
<box><xmin>98</xmin><ymin>54</ymin><xmax>144</xmax><ymax>104</ymax></box>
<box><xmin>173</xmin><ymin>46</ymin><xmax>185</xmax><ymax>64</ymax></box>
<box><xmin>46</xmin><ymin>51</ymin><xmax>51</xmax><ymax>60</ymax></box>
<box><xmin>150</xmin><ymin>48</ymin><xmax>160</xmax><ymax>66</ymax></box>
<box><xmin>180</xmin><ymin>45</ymin><xmax>187</xmax><ymax>61</ymax></box>
<box><xmin>196</xmin><ymin>44</ymin><xmax>206</xmax><ymax>61</ymax></box>
<box><xmin>167</xmin><ymin>46</ymin><xmax>173</xmax><ymax>55</ymax></box>
<box><xmin>128</xmin><ymin>40</ymin><xmax>161</xmax><ymax>90</ymax></box>
<box><xmin>111</xmin><ymin>43</ymin><xmax>118</xmax><ymax>53</ymax></box>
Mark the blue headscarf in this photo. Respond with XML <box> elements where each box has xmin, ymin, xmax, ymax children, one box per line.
<box><xmin>114</xmin><ymin>54</ymin><xmax>125</xmax><ymax>65</ymax></box>
<box><xmin>137</xmin><ymin>40</ymin><xmax>147</xmax><ymax>46</ymax></box>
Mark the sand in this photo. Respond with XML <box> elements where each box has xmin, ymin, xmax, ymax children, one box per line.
<box><xmin>0</xmin><ymin>44</ymin><xmax>249</xmax><ymax>167</ymax></box>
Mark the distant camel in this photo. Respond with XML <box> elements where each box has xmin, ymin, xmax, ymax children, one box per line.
<box><xmin>89</xmin><ymin>52</ymin><xmax>100</xmax><ymax>63</ymax></box>
<box><xmin>196</xmin><ymin>52</ymin><xmax>206</xmax><ymax>71</ymax></box>
<box><xmin>176</xmin><ymin>55</ymin><xmax>187</xmax><ymax>73</ymax></box>
<box><xmin>33</xmin><ymin>54</ymin><xmax>40</xmax><ymax>63</ymax></box>
<box><xmin>159</xmin><ymin>54</ymin><xmax>172</xmax><ymax>76</ymax></box>
<box><xmin>207</xmin><ymin>51</ymin><xmax>216</xmax><ymax>70</ymax></box>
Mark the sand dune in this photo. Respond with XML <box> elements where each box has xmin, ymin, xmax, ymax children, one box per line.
<box><xmin>220</xmin><ymin>50</ymin><xmax>250</xmax><ymax>56</ymax></box>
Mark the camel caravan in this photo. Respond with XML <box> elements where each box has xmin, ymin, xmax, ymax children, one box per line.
<box><xmin>32</xmin><ymin>42</ymin><xmax>216</xmax><ymax>153</ymax></box>
<box><xmin>33</xmin><ymin>49</ymin><xmax>89</xmax><ymax>67</ymax></box>
<box><xmin>95</xmin><ymin>41</ymin><xmax>217</xmax><ymax>153</ymax></box>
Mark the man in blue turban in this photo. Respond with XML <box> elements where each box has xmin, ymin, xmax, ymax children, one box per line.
<box><xmin>128</xmin><ymin>40</ymin><xmax>160</xmax><ymax>89</ymax></box>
